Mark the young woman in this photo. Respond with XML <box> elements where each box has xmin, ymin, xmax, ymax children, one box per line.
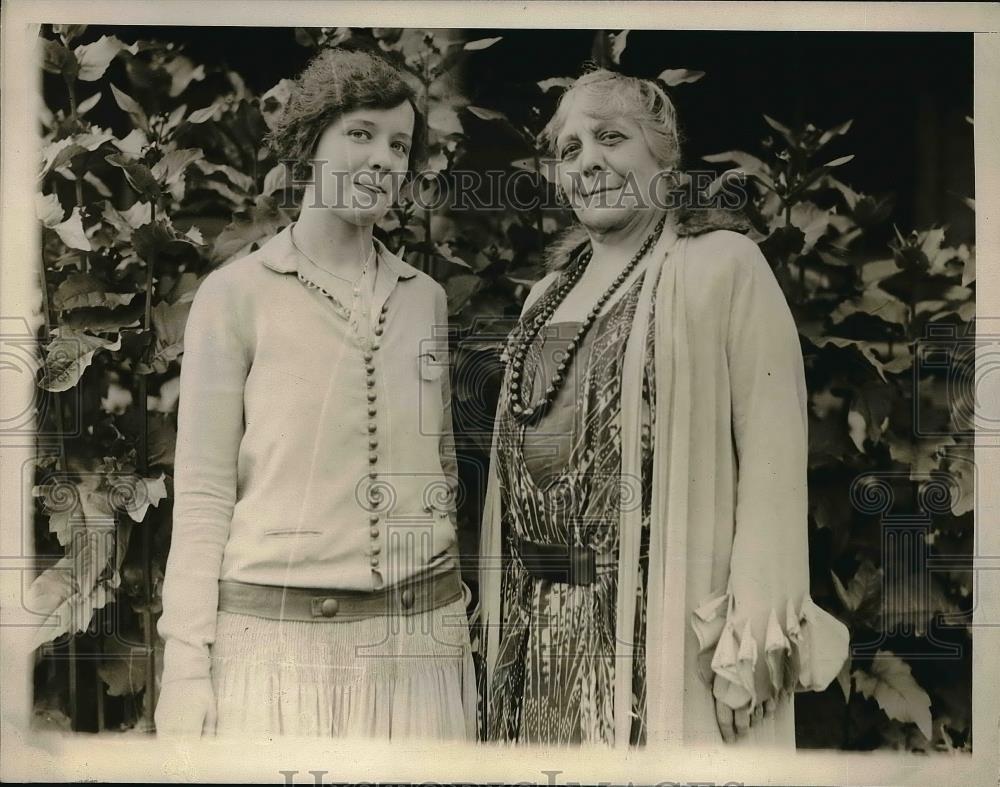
<box><xmin>154</xmin><ymin>48</ymin><xmax>475</xmax><ymax>740</ymax></box>
<box><xmin>479</xmin><ymin>69</ymin><xmax>850</xmax><ymax>747</ymax></box>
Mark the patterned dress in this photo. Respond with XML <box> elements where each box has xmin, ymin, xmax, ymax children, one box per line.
<box><xmin>487</xmin><ymin>270</ymin><xmax>657</xmax><ymax>746</ymax></box>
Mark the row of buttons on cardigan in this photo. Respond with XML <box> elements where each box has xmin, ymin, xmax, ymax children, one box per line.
<box><xmin>298</xmin><ymin>272</ymin><xmax>392</xmax><ymax>575</ymax></box>
<box><xmin>366</xmin><ymin>304</ymin><xmax>390</xmax><ymax>573</ymax></box>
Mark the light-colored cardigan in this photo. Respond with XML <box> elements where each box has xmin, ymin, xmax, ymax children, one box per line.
<box><xmin>479</xmin><ymin>223</ymin><xmax>850</xmax><ymax>747</ymax></box>
<box><xmin>158</xmin><ymin>226</ymin><xmax>460</xmax><ymax>687</ymax></box>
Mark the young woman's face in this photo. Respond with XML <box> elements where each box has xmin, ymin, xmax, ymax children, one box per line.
<box><xmin>552</xmin><ymin>93</ymin><xmax>666</xmax><ymax>232</ymax></box>
<box><xmin>310</xmin><ymin>102</ymin><xmax>415</xmax><ymax>226</ymax></box>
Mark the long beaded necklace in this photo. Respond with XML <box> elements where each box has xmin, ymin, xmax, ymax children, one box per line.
<box><xmin>504</xmin><ymin>215</ymin><xmax>666</xmax><ymax>425</ymax></box>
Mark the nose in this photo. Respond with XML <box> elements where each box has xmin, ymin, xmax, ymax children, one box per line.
<box><xmin>577</xmin><ymin>139</ymin><xmax>606</xmax><ymax>179</ymax></box>
<box><xmin>367</xmin><ymin>139</ymin><xmax>394</xmax><ymax>173</ymax></box>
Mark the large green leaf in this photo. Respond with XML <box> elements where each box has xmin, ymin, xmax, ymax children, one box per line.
<box><xmin>463</xmin><ymin>36</ymin><xmax>503</xmax><ymax>51</ymax></box>
<box><xmin>657</xmin><ymin>68</ymin><xmax>706</xmax><ymax>86</ymax></box>
<box><xmin>702</xmin><ymin>151</ymin><xmax>775</xmax><ymax>189</ymax></box>
<box><xmin>53</xmin><ymin>274</ymin><xmax>136</xmax><ymax>311</ymax></box>
<box><xmin>831</xmin><ymin>560</ymin><xmax>882</xmax><ymax>620</ymax></box>
<box><xmin>109</xmin><ymin>84</ymin><xmax>150</xmax><ymax>134</ymax></box>
<box><xmin>52</xmin><ymin>24</ymin><xmax>88</xmax><ymax>44</ymax></box>
<box><xmin>818</xmin><ymin>119</ymin><xmax>854</xmax><ymax>148</ymax></box>
<box><xmin>97</xmin><ymin>635</ymin><xmax>147</xmax><ymax>697</ymax></box>
<box><xmin>854</xmin><ymin>651</ymin><xmax>932</xmax><ymax>740</ymax></box>
<box><xmin>60</xmin><ymin>304</ymin><xmax>143</xmax><ymax>332</ymax></box>
<box><xmin>444</xmin><ymin>274</ymin><xmax>482</xmax><ymax>316</ymax></box>
<box><xmin>105</xmin><ymin>153</ymin><xmax>161</xmax><ymax>200</ymax></box>
<box><xmin>74</xmin><ymin>35</ymin><xmax>137</xmax><ymax>82</ymax></box>
<box><xmin>944</xmin><ymin>446</ymin><xmax>975</xmax><ymax>516</ymax></box>
<box><xmin>212</xmin><ymin>196</ymin><xmax>291</xmax><ymax>262</ymax></box>
<box><xmin>106</xmin><ymin>472</ymin><xmax>169</xmax><ymax>522</ymax></box>
<box><xmin>874</xmin><ymin>572</ymin><xmax>963</xmax><ymax>635</ymax></box>
<box><xmin>538</xmin><ymin>77</ymin><xmax>575</xmax><ymax>93</ymax></box>
<box><xmin>609</xmin><ymin>30</ymin><xmax>629</xmax><ymax>64</ymax></box>
<box><xmin>151</xmin><ymin>147</ymin><xmax>203</xmax><ymax>188</ymax></box>
<box><xmin>848</xmin><ymin>380</ymin><xmax>897</xmax><ymax>450</ymax></box>
<box><xmin>801</xmin><ymin>331</ymin><xmax>911</xmax><ymax>383</ymax></box>
<box><xmin>40</xmin><ymin>330</ymin><xmax>122</xmax><ymax>392</ymax></box>
<box><xmin>136</xmin><ymin>301</ymin><xmax>191</xmax><ymax>374</ymax></box>
<box><xmin>40</xmin><ymin>130</ymin><xmax>115</xmax><ymax>178</ymax></box>
<box><xmin>195</xmin><ymin>158</ymin><xmax>255</xmax><ymax>194</ymax></box>
<box><xmin>36</xmin><ymin>195</ymin><xmax>92</xmax><ymax>251</ymax></box>
<box><xmin>27</xmin><ymin>525</ymin><xmax>116</xmax><ymax>649</ymax></box>
<box><xmin>130</xmin><ymin>217</ymin><xmax>200</xmax><ymax>263</ymax></box>
<box><xmin>40</xmin><ymin>38</ymin><xmax>78</xmax><ymax>79</ymax></box>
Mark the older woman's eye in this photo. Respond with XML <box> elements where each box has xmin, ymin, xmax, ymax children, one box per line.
<box><xmin>559</xmin><ymin>143</ymin><xmax>580</xmax><ymax>160</ymax></box>
<box><xmin>600</xmin><ymin>131</ymin><xmax>625</xmax><ymax>144</ymax></box>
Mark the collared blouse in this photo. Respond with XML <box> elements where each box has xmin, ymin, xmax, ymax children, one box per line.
<box><xmin>157</xmin><ymin>225</ymin><xmax>459</xmax><ymax>685</ymax></box>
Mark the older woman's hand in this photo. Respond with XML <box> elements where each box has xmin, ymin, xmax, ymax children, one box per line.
<box><xmin>714</xmin><ymin>696</ymin><xmax>776</xmax><ymax>743</ymax></box>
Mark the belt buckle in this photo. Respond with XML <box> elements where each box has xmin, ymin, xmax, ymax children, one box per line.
<box><xmin>568</xmin><ymin>544</ymin><xmax>595</xmax><ymax>585</ymax></box>
<box><xmin>311</xmin><ymin>596</ymin><xmax>341</xmax><ymax>618</ymax></box>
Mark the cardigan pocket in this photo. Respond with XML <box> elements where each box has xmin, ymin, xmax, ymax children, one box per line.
<box><xmin>262</xmin><ymin>529</ymin><xmax>321</xmax><ymax>538</ymax></box>
<box><xmin>418</xmin><ymin>352</ymin><xmax>445</xmax><ymax>435</ymax></box>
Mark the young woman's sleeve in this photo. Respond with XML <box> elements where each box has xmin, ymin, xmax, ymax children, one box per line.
<box><xmin>157</xmin><ymin>270</ymin><xmax>250</xmax><ymax>687</ymax></box>
<box><xmin>692</xmin><ymin>236</ymin><xmax>849</xmax><ymax>712</ymax></box>
<box><xmin>433</xmin><ymin>284</ymin><xmax>460</xmax><ymax>522</ymax></box>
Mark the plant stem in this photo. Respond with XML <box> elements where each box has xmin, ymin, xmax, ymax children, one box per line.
<box><xmin>38</xmin><ymin>253</ymin><xmax>67</xmax><ymax>472</ymax></box>
<box><xmin>65</xmin><ymin>76</ymin><xmax>89</xmax><ymax>273</ymax></box>
<box><xmin>137</xmin><ymin>203</ymin><xmax>156</xmax><ymax>731</ymax></box>
<box><xmin>39</xmin><ymin>77</ymin><xmax>75</xmax><ymax>721</ymax></box>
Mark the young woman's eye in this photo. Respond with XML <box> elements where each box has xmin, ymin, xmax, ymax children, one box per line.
<box><xmin>348</xmin><ymin>129</ymin><xmax>372</xmax><ymax>141</ymax></box>
<box><xmin>391</xmin><ymin>141</ymin><xmax>410</xmax><ymax>155</ymax></box>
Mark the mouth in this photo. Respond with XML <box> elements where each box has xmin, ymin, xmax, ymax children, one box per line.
<box><xmin>579</xmin><ymin>184</ymin><xmax>621</xmax><ymax>199</ymax></box>
<box><xmin>354</xmin><ymin>180</ymin><xmax>387</xmax><ymax>197</ymax></box>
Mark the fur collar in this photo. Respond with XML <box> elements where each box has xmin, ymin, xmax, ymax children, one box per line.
<box><xmin>544</xmin><ymin>206</ymin><xmax>752</xmax><ymax>271</ymax></box>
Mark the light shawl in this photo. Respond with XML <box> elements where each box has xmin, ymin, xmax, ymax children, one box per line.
<box><xmin>479</xmin><ymin>223</ymin><xmax>850</xmax><ymax>747</ymax></box>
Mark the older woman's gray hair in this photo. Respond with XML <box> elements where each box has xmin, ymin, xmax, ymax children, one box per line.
<box><xmin>537</xmin><ymin>68</ymin><xmax>683</xmax><ymax>170</ymax></box>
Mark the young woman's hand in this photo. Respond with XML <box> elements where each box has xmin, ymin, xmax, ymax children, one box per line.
<box><xmin>714</xmin><ymin>696</ymin><xmax>776</xmax><ymax>743</ymax></box>
<box><xmin>154</xmin><ymin>677</ymin><xmax>217</xmax><ymax>737</ymax></box>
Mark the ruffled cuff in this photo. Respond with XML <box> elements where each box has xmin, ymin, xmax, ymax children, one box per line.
<box><xmin>691</xmin><ymin>589</ymin><xmax>850</xmax><ymax>711</ymax></box>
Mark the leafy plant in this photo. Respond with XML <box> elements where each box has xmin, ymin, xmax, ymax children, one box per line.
<box><xmin>31</xmin><ymin>26</ymin><xmax>973</xmax><ymax>751</ymax></box>
<box><xmin>705</xmin><ymin>111</ymin><xmax>974</xmax><ymax>751</ymax></box>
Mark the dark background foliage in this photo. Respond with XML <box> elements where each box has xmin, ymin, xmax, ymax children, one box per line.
<box><xmin>32</xmin><ymin>25</ymin><xmax>974</xmax><ymax>752</ymax></box>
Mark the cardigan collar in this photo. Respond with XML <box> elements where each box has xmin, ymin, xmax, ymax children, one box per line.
<box><xmin>259</xmin><ymin>223</ymin><xmax>419</xmax><ymax>282</ymax></box>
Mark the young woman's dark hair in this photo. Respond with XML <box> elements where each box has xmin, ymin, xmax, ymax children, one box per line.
<box><xmin>266</xmin><ymin>47</ymin><xmax>426</xmax><ymax>182</ymax></box>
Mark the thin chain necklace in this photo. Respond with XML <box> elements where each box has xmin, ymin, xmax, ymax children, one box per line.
<box><xmin>504</xmin><ymin>215</ymin><xmax>666</xmax><ymax>425</ymax></box>
<box><xmin>290</xmin><ymin>230</ymin><xmax>377</xmax><ymax>337</ymax></box>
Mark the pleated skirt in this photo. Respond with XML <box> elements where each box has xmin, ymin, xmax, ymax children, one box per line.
<box><xmin>209</xmin><ymin>596</ymin><xmax>476</xmax><ymax>740</ymax></box>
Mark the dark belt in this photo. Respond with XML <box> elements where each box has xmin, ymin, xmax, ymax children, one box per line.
<box><xmin>515</xmin><ymin>539</ymin><xmax>604</xmax><ymax>585</ymax></box>
<box><xmin>217</xmin><ymin>569</ymin><xmax>463</xmax><ymax>623</ymax></box>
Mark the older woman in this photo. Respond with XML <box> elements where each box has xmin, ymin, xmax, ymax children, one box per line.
<box><xmin>479</xmin><ymin>69</ymin><xmax>849</xmax><ymax>747</ymax></box>
<box><xmin>154</xmin><ymin>48</ymin><xmax>474</xmax><ymax>740</ymax></box>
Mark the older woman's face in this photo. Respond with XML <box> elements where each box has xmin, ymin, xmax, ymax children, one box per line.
<box><xmin>552</xmin><ymin>93</ymin><xmax>666</xmax><ymax>232</ymax></box>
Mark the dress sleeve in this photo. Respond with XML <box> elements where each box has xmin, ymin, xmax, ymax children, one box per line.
<box><xmin>691</xmin><ymin>236</ymin><xmax>849</xmax><ymax>711</ymax></box>
<box><xmin>433</xmin><ymin>285</ymin><xmax>460</xmax><ymax>523</ymax></box>
<box><xmin>157</xmin><ymin>270</ymin><xmax>250</xmax><ymax>684</ymax></box>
